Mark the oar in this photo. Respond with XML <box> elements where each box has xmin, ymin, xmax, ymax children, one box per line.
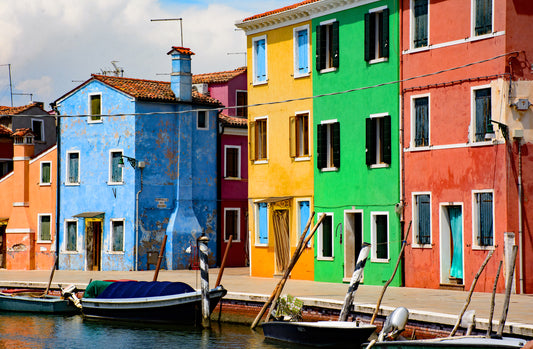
<box><xmin>339</xmin><ymin>243</ymin><xmax>371</xmax><ymax>321</ymax></box>
<box><xmin>44</xmin><ymin>254</ymin><xmax>58</xmax><ymax>296</ymax></box>
<box><xmin>215</xmin><ymin>234</ymin><xmax>233</xmax><ymax>287</ymax></box>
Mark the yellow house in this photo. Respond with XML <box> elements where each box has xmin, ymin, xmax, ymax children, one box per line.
<box><xmin>236</xmin><ymin>2</ymin><xmax>315</xmax><ymax>280</ymax></box>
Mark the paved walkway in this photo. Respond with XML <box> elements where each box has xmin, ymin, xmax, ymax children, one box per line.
<box><xmin>0</xmin><ymin>267</ymin><xmax>532</xmax><ymax>337</ymax></box>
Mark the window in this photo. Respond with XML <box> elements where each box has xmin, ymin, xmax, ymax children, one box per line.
<box><xmin>66</xmin><ymin>151</ymin><xmax>80</xmax><ymax>185</ymax></box>
<box><xmin>109</xmin><ymin>151</ymin><xmax>123</xmax><ymax>184</ymax></box>
<box><xmin>253</xmin><ymin>36</ymin><xmax>267</xmax><ymax>84</ymax></box>
<box><xmin>31</xmin><ymin>119</ymin><xmax>44</xmax><ymax>142</ymax></box>
<box><xmin>316</xmin><ymin>20</ymin><xmax>339</xmax><ymax>71</ymax></box>
<box><xmin>371</xmin><ymin>212</ymin><xmax>389</xmax><ymax>261</ymax></box>
<box><xmin>317</xmin><ymin>121</ymin><xmax>340</xmax><ymax>170</ymax></box>
<box><xmin>40</xmin><ymin>161</ymin><xmax>51</xmax><ymax>185</ymax></box>
<box><xmin>366</xmin><ymin>114</ymin><xmax>391</xmax><ymax>166</ymax></box>
<box><xmin>473</xmin><ymin>87</ymin><xmax>491</xmax><ymax>142</ymax></box>
<box><xmin>224</xmin><ymin>208</ymin><xmax>240</xmax><ymax>242</ymax></box>
<box><xmin>250</xmin><ymin>117</ymin><xmax>268</xmax><ymax>162</ymax></box>
<box><xmin>414</xmin><ymin>194</ymin><xmax>431</xmax><ymax>245</ymax></box>
<box><xmin>412</xmin><ymin>0</ymin><xmax>428</xmax><ymax>48</ymax></box>
<box><xmin>65</xmin><ymin>220</ymin><xmax>78</xmax><ymax>252</ymax></box>
<box><xmin>197</xmin><ymin>110</ymin><xmax>208</xmax><ymax>130</ymax></box>
<box><xmin>89</xmin><ymin>93</ymin><xmax>102</xmax><ymax>122</ymax></box>
<box><xmin>473</xmin><ymin>191</ymin><xmax>494</xmax><ymax>247</ymax></box>
<box><xmin>290</xmin><ymin>113</ymin><xmax>309</xmax><ymax>158</ymax></box>
<box><xmin>38</xmin><ymin>214</ymin><xmax>52</xmax><ymax>242</ymax></box>
<box><xmin>365</xmin><ymin>8</ymin><xmax>389</xmax><ymax>62</ymax></box>
<box><xmin>412</xmin><ymin>96</ymin><xmax>429</xmax><ymax>147</ymax></box>
<box><xmin>298</xmin><ymin>200</ymin><xmax>311</xmax><ymax>244</ymax></box>
<box><xmin>225</xmin><ymin>146</ymin><xmax>240</xmax><ymax>178</ymax></box>
<box><xmin>318</xmin><ymin>213</ymin><xmax>333</xmax><ymax>259</ymax></box>
<box><xmin>473</xmin><ymin>0</ymin><xmax>492</xmax><ymax>36</ymax></box>
<box><xmin>111</xmin><ymin>219</ymin><xmax>124</xmax><ymax>252</ymax></box>
<box><xmin>236</xmin><ymin>90</ymin><xmax>248</xmax><ymax>118</ymax></box>
<box><xmin>255</xmin><ymin>202</ymin><xmax>268</xmax><ymax>245</ymax></box>
<box><xmin>294</xmin><ymin>26</ymin><xmax>310</xmax><ymax>77</ymax></box>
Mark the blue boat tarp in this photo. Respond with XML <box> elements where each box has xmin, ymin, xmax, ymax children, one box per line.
<box><xmin>94</xmin><ymin>281</ymin><xmax>195</xmax><ymax>299</ymax></box>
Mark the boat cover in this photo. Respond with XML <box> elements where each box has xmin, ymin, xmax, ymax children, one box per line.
<box><xmin>92</xmin><ymin>281</ymin><xmax>195</xmax><ymax>299</ymax></box>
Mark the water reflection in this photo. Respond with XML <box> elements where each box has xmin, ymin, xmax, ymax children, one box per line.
<box><xmin>0</xmin><ymin>313</ymin><xmax>299</xmax><ymax>349</ymax></box>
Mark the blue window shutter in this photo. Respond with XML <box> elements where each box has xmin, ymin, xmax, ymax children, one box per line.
<box><xmin>475</xmin><ymin>88</ymin><xmax>491</xmax><ymax>141</ymax></box>
<box><xmin>475</xmin><ymin>0</ymin><xmax>492</xmax><ymax>36</ymax></box>
<box><xmin>297</xmin><ymin>30</ymin><xmax>308</xmax><ymax>73</ymax></box>
<box><xmin>69</xmin><ymin>153</ymin><xmax>79</xmax><ymax>183</ymax></box>
<box><xmin>299</xmin><ymin>201</ymin><xmax>310</xmax><ymax>240</ymax></box>
<box><xmin>112</xmin><ymin>222</ymin><xmax>124</xmax><ymax>251</ymax></box>
<box><xmin>414</xmin><ymin>0</ymin><xmax>428</xmax><ymax>47</ymax></box>
<box><xmin>67</xmin><ymin>222</ymin><xmax>77</xmax><ymax>251</ymax></box>
<box><xmin>479</xmin><ymin>193</ymin><xmax>493</xmax><ymax>246</ymax></box>
<box><xmin>259</xmin><ymin>203</ymin><xmax>268</xmax><ymax>244</ymax></box>
<box><xmin>111</xmin><ymin>152</ymin><xmax>122</xmax><ymax>182</ymax></box>
<box><xmin>255</xmin><ymin>39</ymin><xmax>266</xmax><ymax>82</ymax></box>
<box><xmin>417</xmin><ymin>195</ymin><xmax>431</xmax><ymax>244</ymax></box>
<box><xmin>415</xmin><ymin>97</ymin><xmax>429</xmax><ymax>146</ymax></box>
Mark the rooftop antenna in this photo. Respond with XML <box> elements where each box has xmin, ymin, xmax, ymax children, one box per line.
<box><xmin>12</xmin><ymin>92</ymin><xmax>33</xmax><ymax>102</ymax></box>
<box><xmin>227</xmin><ymin>52</ymin><xmax>247</xmax><ymax>67</ymax></box>
<box><xmin>0</xmin><ymin>63</ymin><xmax>13</xmax><ymax>106</ymax></box>
<box><xmin>151</xmin><ymin>18</ymin><xmax>183</xmax><ymax>47</ymax></box>
<box><xmin>101</xmin><ymin>61</ymin><xmax>124</xmax><ymax>77</ymax></box>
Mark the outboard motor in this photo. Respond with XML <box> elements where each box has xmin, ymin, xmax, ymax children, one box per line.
<box><xmin>460</xmin><ymin>310</ymin><xmax>476</xmax><ymax>336</ymax></box>
<box><xmin>61</xmin><ymin>284</ymin><xmax>82</xmax><ymax>309</ymax></box>
<box><xmin>377</xmin><ymin>307</ymin><xmax>409</xmax><ymax>342</ymax></box>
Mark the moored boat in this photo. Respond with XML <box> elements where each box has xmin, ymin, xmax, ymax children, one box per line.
<box><xmin>368</xmin><ymin>335</ymin><xmax>527</xmax><ymax>349</ymax></box>
<box><xmin>81</xmin><ymin>280</ymin><xmax>227</xmax><ymax>325</ymax></box>
<box><xmin>0</xmin><ymin>290</ymin><xmax>80</xmax><ymax>315</ymax></box>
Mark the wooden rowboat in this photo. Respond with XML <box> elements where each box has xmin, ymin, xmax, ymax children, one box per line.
<box><xmin>0</xmin><ymin>291</ymin><xmax>80</xmax><ymax>314</ymax></box>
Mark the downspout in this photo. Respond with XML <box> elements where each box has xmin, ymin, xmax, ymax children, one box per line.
<box><xmin>135</xmin><ymin>167</ymin><xmax>144</xmax><ymax>271</ymax></box>
<box><xmin>517</xmin><ymin>140</ymin><xmax>523</xmax><ymax>293</ymax></box>
<box><xmin>52</xmin><ymin>103</ymin><xmax>61</xmax><ymax>268</ymax></box>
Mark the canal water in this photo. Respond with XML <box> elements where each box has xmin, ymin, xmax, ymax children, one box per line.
<box><xmin>0</xmin><ymin>313</ymin><xmax>304</xmax><ymax>349</ymax></box>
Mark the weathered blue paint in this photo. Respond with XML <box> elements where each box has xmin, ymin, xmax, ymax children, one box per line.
<box><xmin>55</xmin><ymin>51</ymin><xmax>218</xmax><ymax>271</ymax></box>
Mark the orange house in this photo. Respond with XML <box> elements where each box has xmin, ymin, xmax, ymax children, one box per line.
<box><xmin>0</xmin><ymin>129</ymin><xmax>57</xmax><ymax>270</ymax></box>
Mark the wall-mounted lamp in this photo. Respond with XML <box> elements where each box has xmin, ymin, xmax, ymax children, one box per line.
<box><xmin>118</xmin><ymin>155</ymin><xmax>145</xmax><ymax>169</ymax></box>
<box><xmin>485</xmin><ymin>119</ymin><xmax>509</xmax><ymax>141</ymax></box>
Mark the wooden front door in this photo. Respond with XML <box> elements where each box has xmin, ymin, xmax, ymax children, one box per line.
<box><xmin>86</xmin><ymin>219</ymin><xmax>103</xmax><ymax>271</ymax></box>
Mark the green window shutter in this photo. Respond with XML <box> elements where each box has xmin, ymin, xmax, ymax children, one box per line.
<box><xmin>316</xmin><ymin>25</ymin><xmax>326</xmax><ymax>71</ymax></box>
<box><xmin>383</xmin><ymin>114</ymin><xmax>392</xmax><ymax>164</ymax></box>
<box><xmin>41</xmin><ymin>163</ymin><xmax>51</xmax><ymax>184</ymax></box>
<box><xmin>365</xmin><ymin>118</ymin><xmax>374</xmax><ymax>166</ymax></box>
<box><xmin>364</xmin><ymin>13</ymin><xmax>371</xmax><ymax>62</ymax></box>
<box><xmin>381</xmin><ymin>8</ymin><xmax>390</xmax><ymax>58</ymax></box>
<box><xmin>332</xmin><ymin>21</ymin><xmax>340</xmax><ymax>68</ymax></box>
<box><xmin>40</xmin><ymin>216</ymin><xmax>51</xmax><ymax>241</ymax></box>
<box><xmin>67</xmin><ymin>222</ymin><xmax>77</xmax><ymax>251</ymax></box>
<box><xmin>332</xmin><ymin>122</ymin><xmax>340</xmax><ymax>168</ymax></box>
<box><xmin>317</xmin><ymin>124</ymin><xmax>327</xmax><ymax>169</ymax></box>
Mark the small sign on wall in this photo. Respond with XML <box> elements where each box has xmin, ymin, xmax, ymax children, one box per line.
<box><xmin>155</xmin><ymin>198</ymin><xmax>168</xmax><ymax>209</ymax></box>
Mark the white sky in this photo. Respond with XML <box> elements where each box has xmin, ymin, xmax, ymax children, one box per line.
<box><xmin>0</xmin><ymin>0</ymin><xmax>291</xmax><ymax>108</ymax></box>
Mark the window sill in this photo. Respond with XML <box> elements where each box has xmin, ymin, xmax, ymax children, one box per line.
<box><xmin>472</xmin><ymin>245</ymin><xmax>495</xmax><ymax>251</ymax></box>
<box><xmin>224</xmin><ymin>177</ymin><xmax>242</xmax><ymax>181</ymax></box>
<box><xmin>294</xmin><ymin>156</ymin><xmax>311</xmax><ymax>162</ymax></box>
<box><xmin>371</xmin><ymin>258</ymin><xmax>390</xmax><ymax>263</ymax></box>
<box><xmin>62</xmin><ymin>251</ymin><xmax>79</xmax><ymax>254</ymax></box>
<box><xmin>409</xmin><ymin>145</ymin><xmax>431</xmax><ymax>152</ymax></box>
<box><xmin>254</xmin><ymin>243</ymin><xmax>269</xmax><ymax>247</ymax></box>
<box><xmin>319</xmin><ymin>67</ymin><xmax>337</xmax><ymax>74</ymax></box>
<box><xmin>107</xmin><ymin>181</ymin><xmax>124</xmax><ymax>186</ymax></box>
<box><xmin>370</xmin><ymin>163</ymin><xmax>389</xmax><ymax>169</ymax></box>
<box><xmin>317</xmin><ymin>256</ymin><xmax>334</xmax><ymax>261</ymax></box>
<box><xmin>108</xmin><ymin>251</ymin><xmax>125</xmax><ymax>255</ymax></box>
<box><xmin>294</xmin><ymin>72</ymin><xmax>310</xmax><ymax>79</ymax></box>
<box><xmin>320</xmin><ymin>167</ymin><xmax>338</xmax><ymax>172</ymax></box>
<box><xmin>88</xmin><ymin>119</ymin><xmax>103</xmax><ymax>124</ymax></box>
<box><xmin>39</xmin><ymin>183</ymin><xmax>52</xmax><ymax>186</ymax></box>
<box><xmin>412</xmin><ymin>243</ymin><xmax>433</xmax><ymax>249</ymax></box>
<box><xmin>369</xmin><ymin>57</ymin><xmax>388</xmax><ymax>64</ymax></box>
<box><xmin>224</xmin><ymin>239</ymin><xmax>241</xmax><ymax>243</ymax></box>
<box><xmin>65</xmin><ymin>182</ymin><xmax>80</xmax><ymax>186</ymax></box>
<box><xmin>407</xmin><ymin>46</ymin><xmax>430</xmax><ymax>54</ymax></box>
<box><xmin>253</xmin><ymin>160</ymin><xmax>268</xmax><ymax>165</ymax></box>
<box><xmin>36</xmin><ymin>240</ymin><xmax>52</xmax><ymax>244</ymax></box>
<box><xmin>253</xmin><ymin>80</ymin><xmax>268</xmax><ymax>86</ymax></box>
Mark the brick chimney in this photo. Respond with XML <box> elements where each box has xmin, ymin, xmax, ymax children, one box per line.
<box><xmin>167</xmin><ymin>46</ymin><xmax>194</xmax><ymax>102</ymax></box>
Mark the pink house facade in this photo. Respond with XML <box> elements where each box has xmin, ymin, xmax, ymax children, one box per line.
<box><xmin>401</xmin><ymin>0</ymin><xmax>533</xmax><ymax>293</ymax></box>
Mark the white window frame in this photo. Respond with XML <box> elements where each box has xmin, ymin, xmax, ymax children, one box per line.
<box><xmin>224</xmin><ymin>145</ymin><xmax>241</xmax><ymax>179</ymax></box>
<box><xmin>369</xmin><ymin>113</ymin><xmax>390</xmax><ymax>168</ymax></box>
<box><xmin>409</xmin><ymin>0</ymin><xmax>430</xmax><ymax>51</ymax></box>
<box><xmin>66</xmin><ymin>150</ymin><xmax>80</xmax><ymax>185</ymax></box>
<box><xmin>88</xmin><ymin>92</ymin><xmax>103</xmax><ymax>123</ymax></box>
<box><xmin>472</xmin><ymin>189</ymin><xmax>495</xmax><ymax>250</ymax></box>
<box><xmin>31</xmin><ymin>118</ymin><xmax>45</xmax><ymax>142</ymax></box>
<box><xmin>470</xmin><ymin>84</ymin><xmax>492</xmax><ymax>144</ymax></box>
<box><xmin>64</xmin><ymin>219</ymin><xmax>79</xmax><ymax>253</ymax></box>
<box><xmin>108</xmin><ymin>149</ymin><xmax>124</xmax><ymax>185</ymax></box>
<box><xmin>110</xmin><ymin>218</ymin><xmax>125</xmax><ymax>253</ymax></box>
<box><xmin>412</xmin><ymin>192</ymin><xmax>432</xmax><ymax>248</ymax></box>
<box><xmin>255</xmin><ymin>201</ymin><xmax>269</xmax><ymax>247</ymax></box>
<box><xmin>371</xmin><ymin>211</ymin><xmax>389</xmax><ymax>262</ymax></box>
<box><xmin>293</xmin><ymin>24</ymin><xmax>310</xmax><ymax>78</ymax></box>
<box><xmin>471</xmin><ymin>0</ymin><xmax>494</xmax><ymax>38</ymax></box>
<box><xmin>254</xmin><ymin>116</ymin><xmax>268</xmax><ymax>164</ymax></box>
<box><xmin>368</xmin><ymin>6</ymin><xmax>389</xmax><ymax>64</ymax></box>
<box><xmin>197</xmin><ymin>110</ymin><xmax>209</xmax><ymax>130</ymax></box>
<box><xmin>224</xmin><ymin>208</ymin><xmax>241</xmax><ymax>243</ymax></box>
<box><xmin>318</xmin><ymin>19</ymin><xmax>338</xmax><ymax>73</ymax></box>
<box><xmin>317</xmin><ymin>212</ymin><xmax>334</xmax><ymax>261</ymax></box>
<box><xmin>295</xmin><ymin>111</ymin><xmax>311</xmax><ymax>161</ymax></box>
<box><xmin>40</xmin><ymin>161</ymin><xmax>52</xmax><ymax>186</ymax></box>
<box><xmin>296</xmin><ymin>198</ymin><xmax>312</xmax><ymax>247</ymax></box>
<box><xmin>320</xmin><ymin>119</ymin><xmax>338</xmax><ymax>171</ymax></box>
<box><xmin>252</xmin><ymin>35</ymin><xmax>268</xmax><ymax>86</ymax></box>
<box><xmin>37</xmin><ymin>213</ymin><xmax>52</xmax><ymax>243</ymax></box>
<box><xmin>410</xmin><ymin>93</ymin><xmax>431</xmax><ymax>149</ymax></box>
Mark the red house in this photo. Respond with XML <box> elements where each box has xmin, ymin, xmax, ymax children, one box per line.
<box><xmin>401</xmin><ymin>0</ymin><xmax>533</xmax><ymax>293</ymax></box>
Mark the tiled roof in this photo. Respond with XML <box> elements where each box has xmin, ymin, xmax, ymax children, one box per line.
<box><xmin>12</xmin><ymin>128</ymin><xmax>34</xmax><ymax>137</ymax></box>
<box><xmin>0</xmin><ymin>124</ymin><xmax>12</xmax><ymax>136</ymax></box>
<box><xmin>219</xmin><ymin>113</ymin><xmax>247</xmax><ymax>127</ymax></box>
<box><xmin>193</xmin><ymin>67</ymin><xmax>247</xmax><ymax>84</ymax></box>
<box><xmin>0</xmin><ymin>102</ymin><xmax>44</xmax><ymax>115</ymax></box>
<box><xmin>91</xmin><ymin>75</ymin><xmax>221</xmax><ymax>105</ymax></box>
<box><xmin>243</xmin><ymin>0</ymin><xmax>320</xmax><ymax>22</ymax></box>
<box><xmin>167</xmin><ymin>46</ymin><xmax>195</xmax><ymax>56</ymax></box>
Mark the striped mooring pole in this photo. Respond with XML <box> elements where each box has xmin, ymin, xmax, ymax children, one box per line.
<box><xmin>339</xmin><ymin>242</ymin><xmax>371</xmax><ymax>321</ymax></box>
<box><xmin>198</xmin><ymin>235</ymin><xmax>210</xmax><ymax>328</ymax></box>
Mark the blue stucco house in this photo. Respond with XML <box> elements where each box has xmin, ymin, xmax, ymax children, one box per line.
<box><xmin>52</xmin><ymin>47</ymin><xmax>221</xmax><ymax>271</ymax></box>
